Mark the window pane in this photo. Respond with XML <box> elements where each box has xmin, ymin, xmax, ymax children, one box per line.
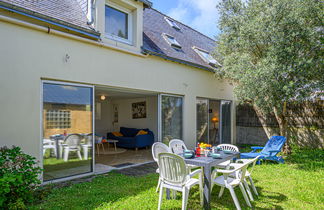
<box><xmin>161</xmin><ymin>95</ymin><xmax>183</xmax><ymax>144</ymax></box>
<box><xmin>105</xmin><ymin>6</ymin><xmax>128</xmax><ymax>39</ymax></box>
<box><xmin>196</xmin><ymin>99</ymin><xmax>208</xmax><ymax>143</ymax></box>
<box><xmin>43</xmin><ymin>83</ymin><xmax>93</xmax><ymax>181</ymax></box>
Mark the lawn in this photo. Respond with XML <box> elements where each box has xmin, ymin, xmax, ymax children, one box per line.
<box><xmin>30</xmin><ymin>147</ymin><xmax>324</xmax><ymax>209</ymax></box>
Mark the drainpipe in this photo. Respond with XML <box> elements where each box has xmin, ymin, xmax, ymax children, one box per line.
<box><xmin>87</xmin><ymin>0</ymin><xmax>95</xmax><ymax>25</ymax></box>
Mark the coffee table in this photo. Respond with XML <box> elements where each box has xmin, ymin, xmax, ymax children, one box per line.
<box><xmin>106</xmin><ymin>139</ymin><xmax>118</xmax><ymax>151</ymax></box>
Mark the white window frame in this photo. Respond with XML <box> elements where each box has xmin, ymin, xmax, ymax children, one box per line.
<box><xmin>164</xmin><ymin>17</ymin><xmax>180</xmax><ymax>30</ymax></box>
<box><xmin>192</xmin><ymin>46</ymin><xmax>221</xmax><ymax>66</ymax></box>
<box><xmin>104</xmin><ymin>2</ymin><xmax>133</xmax><ymax>45</ymax></box>
<box><xmin>162</xmin><ymin>33</ymin><xmax>181</xmax><ymax>49</ymax></box>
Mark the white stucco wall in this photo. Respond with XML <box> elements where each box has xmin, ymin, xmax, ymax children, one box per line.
<box><xmin>0</xmin><ymin>18</ymin><xmax>235</xmax><ymax>165</ymax></box>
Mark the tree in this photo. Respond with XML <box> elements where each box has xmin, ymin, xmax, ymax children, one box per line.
<box><xmin>215</xmin><ymin>0</ymin><xmax>323</xmax><ymax>152</ymax></box>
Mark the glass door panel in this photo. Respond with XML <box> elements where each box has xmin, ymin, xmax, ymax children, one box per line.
<box><xmin>42</xmin><ymin>82</ymin><xmax>93</xmax><ymax>181</ymax></box>
<box><xmin>208</xmin><ymin>100</ymin><xmax>220</xmax><ymax>145</ymax></box>
<box><xmin>196</xmin><ymin>98</ymin><xmax>208</xmax><ymax>143</ymax></box>
<box><xmin>160</xmin><ymin>95</ymin><xmax>183</xmax><ymax>144</ymax></box>
<box><xmin>220</xmin><ymin>100</ymin><xmax>232</xmax><ymax>144</ymax></box>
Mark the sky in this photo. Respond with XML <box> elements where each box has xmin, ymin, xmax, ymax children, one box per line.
<box><xmin>152</xmin><ymin>0</ymin><xmax>221</xmax><ymax>39</ymax></box>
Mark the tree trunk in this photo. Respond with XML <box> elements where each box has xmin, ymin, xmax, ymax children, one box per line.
<box><xmin>273</xmin><ymin>102</ymin><xmax>290</xmax><ymax>154</ymax></box>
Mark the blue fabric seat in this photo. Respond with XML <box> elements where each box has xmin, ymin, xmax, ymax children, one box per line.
<box><xmin>240</xmin><ymin>136</ymin><xmax>286</xmax><ymax>163</ymax></box>
<box><xmin>107</xmin><ymin>127</ymin><xmax>154</xmax><ymax>149</ymax></box>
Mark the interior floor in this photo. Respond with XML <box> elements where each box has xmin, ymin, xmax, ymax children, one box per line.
<box><xmin>95</xmin><ymin>146</ymin><xmax>153</xmax><ymax>169</ymax></box>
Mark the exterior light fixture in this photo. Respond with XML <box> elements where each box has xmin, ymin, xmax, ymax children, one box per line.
<box><xmin>100</xmin><ymin>95</ymin><xmax>106</xmax><ymax>100</ymax></box>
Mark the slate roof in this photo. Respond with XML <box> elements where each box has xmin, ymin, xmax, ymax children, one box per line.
<box><xmin>1</xmin><ymin>1</ymin><xmax>216</xmax><ymax>71</ymax></box>
<box><xmin>0</xmin><ymin>0</ymin><xmax>94</xmax><ymax>30</ymax></box>
<box><xmin>143</xmin><ymin>8</ymin><xmax>217</xmax><ymax>72</ymax></box>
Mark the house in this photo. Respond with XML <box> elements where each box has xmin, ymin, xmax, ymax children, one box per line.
<box><xmin>0</xmin><ymin>0</ymin><xmax>235</xmax><ymax>182</ymax></box>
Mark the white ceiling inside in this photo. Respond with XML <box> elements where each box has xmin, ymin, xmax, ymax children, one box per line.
<box><xmin>95</xmin><ymin>86</ymin><xmax>158</xmax><ymax>99</ymax></box>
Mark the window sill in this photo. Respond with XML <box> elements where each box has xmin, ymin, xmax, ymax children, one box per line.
<box><xmin>105</xmin><ymin>33</ymin><xmax>133</xmax><ymax>46</ymax></box>
<box><xmin>100</xmin><ymin>38</ymin><xmax>145</xmax><ymax>57</ymax></box>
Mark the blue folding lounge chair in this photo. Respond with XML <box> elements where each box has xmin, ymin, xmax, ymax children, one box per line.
<box><xmin>240</xmin><ymin>136</ymin><xmax>287</xmax><ymax>163</ymax></box>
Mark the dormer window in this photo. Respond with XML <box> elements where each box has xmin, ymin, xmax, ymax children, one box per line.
<box><xmin>164</xmin><ymin>17</ymin><xmax>180</xmax><ymax>30</ymax></box>
<box><xmin>163</xmin><ymin>33</ymin><xmax>181</xmax><ymax>49</ymax></box>
<box><xmin>105</xmin><ymin>4</ymin><xmax>133</xmax><ymax>45</ymax></box>
<box><xmin>193</xmin><ymin>47</ymin><xmax>221</xmax><ymax>67</ymax></box>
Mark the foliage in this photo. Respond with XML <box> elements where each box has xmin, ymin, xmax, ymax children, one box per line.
<box><xmin>30</xmin><ymin>147</ymin><xmax>324</xmax><ymax>209</ymax></box>
<box><xmin>0</xmin><ymin>146</ymin><xmax>42</xmax><ymax>209</ymax></box>
<box><xmin>215</xmin><ymin>0</ymin><xmax>323</xmax><ymax>144</ymax></box>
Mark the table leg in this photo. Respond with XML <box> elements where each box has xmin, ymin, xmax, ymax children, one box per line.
<box><xmin>203</xmin><ymin>166</ymin><xmax>211</xmax><ymax>210</ymax></box>
<box><xmin>114</xmin><ymin>142</ymin><xmax>117</xmax><ymax>151</ymax></box>
<box><xmin>166</xmin><ymin>188</ymin><xmax>170</xmax><ymax>200</ymax></box>
<box><xmin>101</xmin><ymin>143</ymin><xmax>105</xmax><ymax>153</ymax></box>
<box><xmin>55</xmin><ymin>139</ymin><xmax>60</xmax><ymax>159</ymax></box>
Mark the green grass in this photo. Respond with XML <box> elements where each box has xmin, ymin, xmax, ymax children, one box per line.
<box><xmin>31</xmin><ymin>147</ymin><xmax>324</xmax><ymax>209</ymax></box>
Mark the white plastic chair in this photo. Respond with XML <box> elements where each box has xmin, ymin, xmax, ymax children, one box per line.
<box><xmin>43</xmin><ymin>139</ymin><xmax>57</xmax><ymax>157</ymax></box>
<box><xmin>62</xmin><ymin>134</ymin><xmax>83</xmax><ymax>161</ymax></box>
<box><xmin>212</xmin><ymin>160</ymin><xmax>252</xmax><ymax>210</ymax></box>
<box><xmin>169</xmin><ymin>139</ymin><xmax>188</xmax><ymax>155</ymax></box>
<box><xmin>152</xmin><ymin>142</ymin><xmax>171</xmax><ymax>192</ymax></box>
<box><xmin>158</xmin><ymin>153</ymin><xmax>203</xmax><ymax>210</ymax></box>
<box><xmin>169</xmin><ymin>139</ymin><xmax>197</xmax><ymax>170</ymax></box>
<box><xmin>229</xmin><ymin>156</ymin><xmax>260</xmax><ymax>201</ymax></box>
<box><xmin>81</xmin><ymin>134</ymin><xmax>93</xmax><ymax>160</ymax></box>
<box><xmin>215</xmin><ymin>144</ymin><xmax>239</xmax><ymax>168</ymax></box>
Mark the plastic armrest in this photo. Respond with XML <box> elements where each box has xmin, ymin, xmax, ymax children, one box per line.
<box><xmin>212</xmin><ymin>168</ymin><xmax>236</xmax><ymax>175</ymax></box>
<box><xmin>189</xmin><ymin>168</ymin><xmax>202</xmax><ymax>178</ymax></box>
<box><xmin>235</xmin><ymin>159</ymin><xmax>250</xmax><ymax>164</ymax></box>
<box><xmin>251</xmin><ymin>146</ymin><xmax>264</xmax><ymax>150</ymax></box>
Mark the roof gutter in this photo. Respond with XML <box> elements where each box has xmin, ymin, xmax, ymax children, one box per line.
<box><xmin>142</xmin><ymin>48</ymin><xmax>216</xmax><ymax>73</ymax></box>
<box><xmin>0</xmin><ymin>2</ymin><xmax>100</xmax><ymax>40</ymax></box>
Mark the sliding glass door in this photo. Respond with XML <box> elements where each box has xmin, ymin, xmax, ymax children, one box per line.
<box><xmin>196</xmin><ymin>99</ymin><xmax>232</xmax><ymax>145</ymax></box>
<box><xmin>159</xmin><ymin>94</ymin><xmax>183</xmax><ymax>143</ymax></box>
<box><xmin>42</xmin><ymin>82</ymin><xmax>94</xmax><ymax>181</ymax></box>
<box><xmin>196</xmin><ymin>98</ymin><xmax>208</xmax><ymax>143</ymax></box>
<box><xmin>220</xmin><ymin>100</ymin><xmax>232</xmax><ymax>144</ymax></box>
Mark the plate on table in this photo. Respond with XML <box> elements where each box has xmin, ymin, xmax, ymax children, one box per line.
<box><xmin>211</xmin><ymin>153</ymin><xmax>222</xmax><ymax>159</ymax></box>
<box><xmin>183</xmin><ymin>153</ymin><xmax>194</xmax><ymax>159</ymax></box>
<box><xmin>223</xmin><ymin>150</ymin><xmax>234</xmax><ymax>154</ymax></box>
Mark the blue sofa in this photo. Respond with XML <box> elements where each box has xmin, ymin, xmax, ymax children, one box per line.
<box><xmin>107</xmin><ymin>127</ymin><xmax>154</xmax><ymax>149</ymax></box>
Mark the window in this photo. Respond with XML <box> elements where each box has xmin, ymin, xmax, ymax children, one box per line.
<box><xmin>164</xmin><ymin>17</ymin><xmax>180</xmax><ymax>30</ymax></box>
<box><xmin>193</xmin><ymin>47</ymin><xmax>221</xmax><ymax>66</ymax></box>
<box><xmin>163</xmin><ymin>33</ymin><xmax>181</xmax><ymax>48</ymax></box>
<box><xmin>46</xmin><ymin>110</ymin><xmax>71</xmax><ymax>129</ymax></box>
<box><xmin>105</xmin><ymin>5</ymin><xmax>132</xmax><ymax>44</ymax></box>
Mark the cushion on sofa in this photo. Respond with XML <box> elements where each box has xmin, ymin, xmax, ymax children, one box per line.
<box><xmin>137</xmin><ymin>130</ymin><xmax>148</xmax><ymax>136</ymax></box>
<box><xmin>112</xmin><ymin>132</ymin><xmax>123</xmax><ymax>137</ymax></box>
<box><xmin>120</xmin><ymin>127</ymin><xmax>139</xmax><ymax>137</ymax></box>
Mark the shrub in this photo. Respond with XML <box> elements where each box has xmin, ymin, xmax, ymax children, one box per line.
<box><xmin>0</xmin><ymin>146</ymin><xmax>42</xmax><ymax>209</ymax></box>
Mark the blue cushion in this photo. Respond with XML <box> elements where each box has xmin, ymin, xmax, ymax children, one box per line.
<box><xmin>120</xmin><ymin>127</ymin><xmax>139</xmax><ymax>137</ymax></box>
